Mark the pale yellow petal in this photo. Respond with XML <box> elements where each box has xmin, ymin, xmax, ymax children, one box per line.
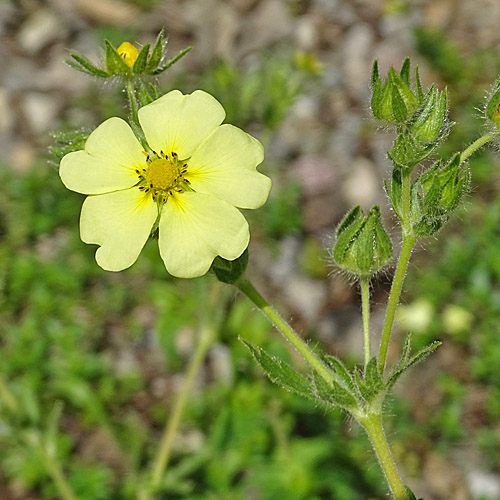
<box><xmin>138</xmin><ymin>90</ymin><xmax>225</xmax><ymax>160</ymax></box>
<box><xmin>60</xmin><ymin>117</ymin><xmax>145</xmax><ymax>194</ymax></box>
<box><xmin>187</xmin><ymin>124</ymin><xmax>271</xmax><ymax>209</ymax></box>
<box><xmin>80</xmin><ymin>188</ymin><xmax>158</xmax><ymax>271</ymax></box>
<box><xmin>158</xmin><ymin>192</ymin><xmax>249</xmax><ymax>278</ymax></box>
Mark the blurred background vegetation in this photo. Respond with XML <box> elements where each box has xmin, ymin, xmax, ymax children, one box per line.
<box><xmin>2</xmin><ymin>0</ymin><xmax>500</xmax><ymax>499</ymax></box>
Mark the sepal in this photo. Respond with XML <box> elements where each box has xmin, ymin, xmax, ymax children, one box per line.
<box><xmin>49</xmin><ymin>130</ymin><xmax>90</xmax><ymax>163</ymax></box>
<box><xmin>211</xmin><ymin>250</ymin><xmax>248</xmax><ymax>284</ymax></box>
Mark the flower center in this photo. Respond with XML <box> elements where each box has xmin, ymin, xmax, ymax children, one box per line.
<box><xmin>136</xmin><ymin>151</ymin><xmax>189</xmax><ymax>204</ymax></box>
<box><xmin>145</xmin><ymin>158</ymin><xmax>180</xmax><ymax>190</ymax></box>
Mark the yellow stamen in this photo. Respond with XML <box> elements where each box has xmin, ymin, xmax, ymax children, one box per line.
<box><xmin>117</xmin><ymin>42</ymin><xmax>140</xmax><ymax>68</ymax></box>
<box><xmin>144</xmin><ymin>158</ymin><xmax>180</xmax><ymax>191</ymax></box>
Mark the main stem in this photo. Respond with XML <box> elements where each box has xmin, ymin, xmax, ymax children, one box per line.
<box><xmin>360</xmin><ymin>277</ymin><xmax>371</xmax><ymax>367</ymax></box>
<box><xmin>235</xmin><ymin>276</ymin><xmax>334</xmax><ymax>385</ymax></box>
<box><xmin>149</xmin><ymin>324</ymin><xmax>214</xmax><ymax>492</ymax></box>
<box><xmin>360</xmin><ymin>414</ymin><xmax>408</xmax><ymax>500</ymax></box>
<box><xmin>379</xmin><ymin>169</ymin><xmax>415</xmax><ymax>373</ymax></box>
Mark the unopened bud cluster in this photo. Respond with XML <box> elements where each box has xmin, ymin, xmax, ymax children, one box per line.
<box><xmin>371</xmin><ymin>58</ymin><xmax>450</xmax><ymax>171</ymax></box>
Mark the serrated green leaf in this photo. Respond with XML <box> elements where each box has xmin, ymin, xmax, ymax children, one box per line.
<box><xmin>312</xmin><ymin>371</ymin><xmax>359</xmax><ymax>410</ymax></box>
<box><xmin>389</xmin><ymin>168</ymin><xmax>403</xmax><ymax>220</ymax></box>
<box><xmin>241</xmin><ymin>339</ymin><xmax>314</xmax><ymax>400</ymax></box>
<box><xmin>387</xmin><ymin>341</ymin><xmax>441</xmax><ymax>391</ymax></box>
<box><xmin>146</xmin><ymin>30</ymin><xmax>165</xmax><ymax>72</ymax></box>
<box><xmin>105</xmin><ymin>40</ymin><xmax>131</xmax><ymax>75</ymax></box>
<box><xmin>364</xmin><ymin>357</ymin><xmax>383</xmax><ymax>391</ymax></box>
<box><xmin>153</xmin><ymin>46</ymin><xmax>193</xmax><ymax>75</ymax></box>
<box><xmin>323</xmin><ymin>355</ymin><xmax>356</xmax><ymax>392</ymax></box>
<box><xmin>132</xmin><ymin>43</ymin><xmax>150</xmax><ymax>74</ymax></box>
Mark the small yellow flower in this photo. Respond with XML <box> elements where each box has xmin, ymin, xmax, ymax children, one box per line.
<box><xmin>117</xmin><ymin>41</ymin><xmax>140</xmax><ymax>68</ymax></box>
<box><xmin>59</xmin><ymin>90</ymin><xmax>271</xmax><ymax>278</ymax></box>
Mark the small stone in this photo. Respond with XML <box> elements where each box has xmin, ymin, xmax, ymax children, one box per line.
<box><xmin>467</xmin><ymin>470</ymin><xmax>500</xmax><ymax>499</ymax></box>
<box><xmin>342</xmin><ymin>157</ymin><xmax>380</xmax><ymax>209</ymax></box>
<box><xmin>18</xmin><ymin>9</ymin><xmax>64</xmax><ymax>55</ymax></box>
<box><xmin>22</xmin><ymin>92</ymin><xmax>60</xmax><ymax>135</ymax></box>
<box><xmin>341</xmin><ymin>22</ymin><xmax>375</xmax><ymax>100</ymax></box>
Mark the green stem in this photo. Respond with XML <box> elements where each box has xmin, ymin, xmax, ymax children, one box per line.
<box><xmin>360</xmin><ymin>277</ymin><xmax>371</xmax><ymax>367</ymax></box>
<box><xmin>460</xmin><ymin>132</ymin><xmax>495</xmax><ymax>162</ymax></box>
<box><xmin>40</xmin><ymin>443</ymin><xmax>78</xmax><ymax>500</ymax></box>
<box><xmin>379</xmin><ymin>168</ymin><xmax>415</xmax><ymax>373</ymax></box>
<box><xmin>360</xmin><ymin>413</ymin><xmax>408</xmax><ymax>500</ymax></box>
<box><xmin>235</xmin><ymin>275</ymin><xmax>333</xmax><ymax>385</ymax></box>
<box><xmin>126</xmin><ymin>80</ymin><xmax>139</xmax><ymax>126</ymax></box>
<box><xmin>379</xmin><ymin>235</ymin><xmax>415</xmax><ymax>373</ymax></box>
<box><xmin>149</xmin><ymin>324</ymin><xmax>214</xmax><ymax>492</ymax></box>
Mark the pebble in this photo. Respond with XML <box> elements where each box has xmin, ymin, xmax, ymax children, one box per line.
<box><xmin>18</xmin><ymin>8</ymin><xmax>65</xmax><ymax>55</ymax></box>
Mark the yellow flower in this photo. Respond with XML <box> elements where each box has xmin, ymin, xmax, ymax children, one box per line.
<box><xmin>59</xmin><ymin>90</ymin><xmax>271</xmax><ymax>278</ymax></box>
<box><xmin>117</xmin><ymin>41</ymin><xmax>140</xmax><ymax>68</ymax></box>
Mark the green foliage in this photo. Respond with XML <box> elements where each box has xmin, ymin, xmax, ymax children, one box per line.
<box><xmin>199</xmin><ymin>54</ymin><xmax>316</xmax><ymax>131</ymax></box>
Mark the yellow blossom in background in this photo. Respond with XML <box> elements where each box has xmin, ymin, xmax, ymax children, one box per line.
<box><xmin>59</xmin><ymin>90</ymin><xmax>271</xmax><ymax>278</ymax></box>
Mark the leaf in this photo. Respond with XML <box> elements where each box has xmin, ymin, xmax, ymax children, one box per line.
<box><xmin>323</xmin><ymin>355</ymin><xmax>356</xmax><ymax>392</ymax></box>
<box><xmin>311</xmin><ymin>371</ymin><xmax>359</xmax><ymax>410</ymax></box>
<box><xmin>65</xmin><ymin>51</ymin><xmax>109</xmax><ymax>78</ymax></box>
<box><xmin>153</xmin><ymin>46</ymin><xmax>193</xmax><ymax>75</ymax></box>
<box><xmin>241</xmin><ymin>339</ymin><xmax>314</xmax><ymax>400</ymax></box>
<box><xmin>387</xmin><ymin>340</ymin><xmax>441</xmax><ymax>391</ymax></box>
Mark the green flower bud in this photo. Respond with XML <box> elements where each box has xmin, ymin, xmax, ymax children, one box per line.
<box><xmin>410</xmin><ymin>153</ymin><xmax>470</xmax><ymax>236</ymax></box>
<box><xmin>410</xmin><ymin>86</ymin><xmax>449</xmax><ymax>144</ymax></box>
<box><xmin>371</xmin><ymin>58</ymin><xmax>420</xmax><ymax>124</ymax></box>
<box><xmin>388</xmin><ymin>132</ymin><xmax>435</xmax><ymax>171</ymax></box>
<box><xmin>485</xmin><ymin>79</ymin><xmax>500</xmax><ymax>130</ymax></box>
<box><xmin>333</xmin><ymin>206</ymin><xmax>393</xmax><ymax>278</ymax></box>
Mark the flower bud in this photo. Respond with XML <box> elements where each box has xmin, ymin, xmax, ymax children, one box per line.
<box><xmin>410</xmin><ymin>86</ymin><xmax>449</xmax><ymax>145</ymax></box>
<box><xmin>333</xmin><ymin>206</ymin><xmax>393</xmax><ymax>278</ymax></box>
<box><xmin>371</xmin><ymin>58</ymin><xmax>420</xmax><ymax>124</ymax></box>
<box><xmin>485</xmin><ymin>79</ymin><xmax>500</xmax><ymax>130</ymax></box>
<box><xmin>65</xmin><ymin>30</ymin><xmax>192</xmax><ymax>79</ymax></box>
<box><xmin>410</xmin><ymin>153</ymin><xmax>470</xmax><ymax>236</ymax></box>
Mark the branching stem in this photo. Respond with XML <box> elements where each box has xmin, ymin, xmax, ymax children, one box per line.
<box><xmin>460</xmin><ymin>132</ymin><xmax>495</xmax><ymax>162</ymax></box>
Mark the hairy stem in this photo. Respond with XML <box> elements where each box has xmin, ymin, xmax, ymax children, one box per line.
<box><xmin>460</xmin><ymin>132</ymin><xmax>495</xmax><ymax>162</ymax></box>
<box><xmin>360</xmin><ymin>277</ymin><xmax>371</xmax><ymax>367</ymax></box>
<box><xmin>360</xmin><ymin>413</ymin><xmax>408</xmax><ymax>500</ymax></box>
<box><xmin>379</xmin><ymin>235</ymin><xmax>415</xmax><ymax>373</ymax></box>
<box><xmin>379</xmin><ymin>168</ymin><xmax>415</xmax><ymax>373</ymax></box>
<box><xmin>235</xmin><ymin>275</ymin><xmax>334</xmax><ymax>385</ymax></box>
